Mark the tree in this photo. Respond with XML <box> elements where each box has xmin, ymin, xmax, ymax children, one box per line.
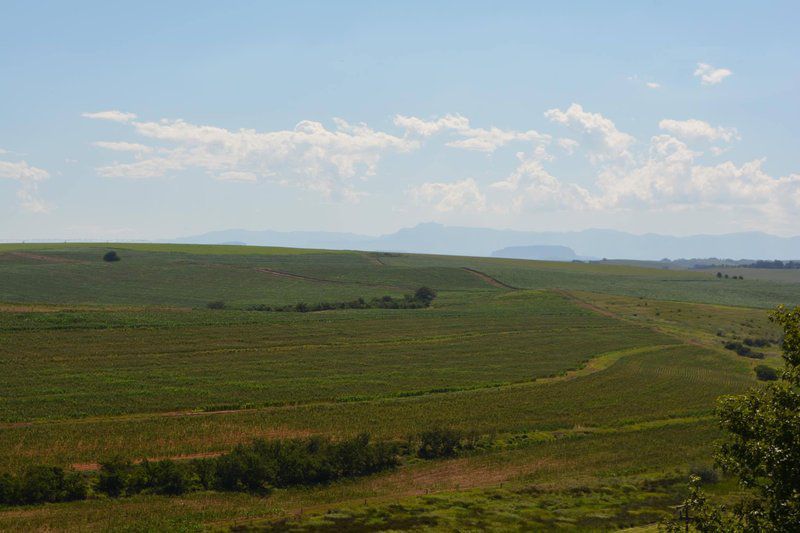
<box><xmin>666</xmin><ymin>305</ymin><xmax>800</xmax><ymax>532</ymax></box>
<box><xmin>103</xmin><ymin>250</ymin><xmax>120</xmax><ymax>262</ymax></box>
<box><xmin>717</xmin><ymin>272</ymin><xmax>723</xmax><ymax>279</ymax></box>
<box><xmin>413</xmin><ymin>286</ymin><xmax>437</xmax><ymax>305</ymax></box>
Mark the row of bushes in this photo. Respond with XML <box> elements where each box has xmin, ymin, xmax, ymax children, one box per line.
<box><xmin>0</xmin><ymin>434</ymin><xmax>398</xmax><ymax>506</ymax></box>
<box><xmin>100</xmin><ymin>433</ymin><xmax>399</xmax><ymax>497</ymax></box>
<box><xmin>217</xmin><ymin>287</ymin><xmax>438</xmax><ymax>313</ymax></box>
<box><xmin>1</xmin><ymin>429</ymin><xmax>480</xmax><ymax>507</ymax></box>
<box><xmin>0</xmin><ymin>467</ymin><xmax>87</xmax><ymax>506</ymax></box>
<box><xmin>723</xmin><ymin>340</ymin><xmax>765</xmax><ymax>359</ymax></box>
<box><xmin>742</xmin><ymin>337</ymin><xmax>772</xmax><ymax>348</ymax></box>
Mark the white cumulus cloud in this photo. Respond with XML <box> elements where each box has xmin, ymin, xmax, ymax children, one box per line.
<box><xmin>544</xmin><ymin>103</ymin><xmax>635</xmax><ymax>163</ymax></box>
<box><xmin>694</xmin><ymin>63</ymin><xmax>732</xmax><ymax>85</ymax></box>
<box><xmin>92</xmin><ymin>141</ymin><xmax>153</xmax><ymax>152</ymax></box>
<box><xmin>82</xmin><ymin>110</ymin><xmax>138</xmax><ymax>123</ymax></box>
<box><xmin>87</xmin><ymin>113</ymin><xmax>417</xmax><ymax>198</ymax></box>
<box><xmin>409</xmin><ymin>178</ymin><xmax>486</xmax><ymax>212</ymax></box>
<box><xmin>0</xmin><ymin>159</ymin><xmax>50</xmax><ymax>212</ymax></box>
<box><xmin>394</xmin><ymin>114</ymin><xmax>550</xmax><ymax>153</ymax></box>
<box><xmin>658</xmin><ymin>119</ymin><xmax>739</xmax><ymax>143</ymax></box>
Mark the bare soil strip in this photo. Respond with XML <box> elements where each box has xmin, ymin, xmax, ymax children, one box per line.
<box><xmin>5</xmin><ymin>252</ymin><xmax>87</xmax><ymax>264</ymax></box>
<box><xmin>461</xmin><ymin>267</ymin><xmax>518</xmax><ymax>289</ymax></box>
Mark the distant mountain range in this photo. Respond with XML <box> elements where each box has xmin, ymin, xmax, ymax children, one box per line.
<box><xmin>172</xmin><ymin>223</ymin><xmax>800</xmax><ymax>261</ymax></box>
<box><xmin>492</xmin><ymin>245</ymin><xmax>580</xmax><ymax>261</ymax></box>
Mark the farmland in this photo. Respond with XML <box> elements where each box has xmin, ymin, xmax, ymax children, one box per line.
<box><xmin>0</xmin><ymin>243</ymin><xmax>794</xmax><ymax>530</ymax></box>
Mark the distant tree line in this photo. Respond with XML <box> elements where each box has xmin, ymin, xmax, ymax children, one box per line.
<box><xmin>744</xmin><ymin>260</ymin><xmax>800</xmax><ymax>269</ymax></box>
<box><xmin>210</xmin><ymin>287</ymin><xmax>438</xmax><ymax>313</ymax></box>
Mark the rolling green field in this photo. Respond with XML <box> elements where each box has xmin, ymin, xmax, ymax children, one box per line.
<box><xmin>0</xmin><ymin>244</ymin><xmax>789</xmax><ymax>531</ymax></box>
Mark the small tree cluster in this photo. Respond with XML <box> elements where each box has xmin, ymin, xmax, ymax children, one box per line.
<box><xmin>0</xmin><ymin>466</ymin><xmax>87</xmax><ymax>505</ymax></box>
<box><xmin>723</xmin><ymin>341</ymin><xmax>764</xmax><ymax>359</ymax></box>
<box><xmin>94</xmin><ymin>434</ymin><xmax>398</xmax><ymax>499</ymax></box>
<box><xmin>247</xmin><ymin>287</ymin><xmax>438</xmax><ymax>313</ymax></box>
<box><xmin>414</xmin><ymin>429</ymin><xmax>475</xmax><ymax>459</ymax></box>
<box><xmin>0</xmin><ymin>434</ymin><xmax>398</xmax><ymax>507</ymax></box>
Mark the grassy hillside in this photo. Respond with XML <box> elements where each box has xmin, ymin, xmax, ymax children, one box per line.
<box><xmin>0</xmin><ymin>243</ymin><xmax>787</xmax><ymax>530</ymax></box>
<box><xmin>1</xmin><ymin>243</ymin><xmax>799</xmax><ymax>308</ymax></box>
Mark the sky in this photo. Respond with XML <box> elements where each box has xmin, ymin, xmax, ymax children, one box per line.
<box><xmin>1</xmin><ymin>1</ymin><xmax>798</xmax><ymax>241</ymax></box>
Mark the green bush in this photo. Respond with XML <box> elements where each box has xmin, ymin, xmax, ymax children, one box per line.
<box><xmin>0</xmin><ymin>466</ymin><xmax>87</xmax><ymax>505</ymax></box>
<box><xmin>129</xmin><ymin>460</ymin><xmax>194</xmax><ymax>495</ymax></box>
<box><xmin>414</xmin><ymin>286</ymin><xmax>437</xmax><ymax>305</ymax></box>
<box><xmin>206</xmin><ymin>300</ymin><xmax>226</xmax><ymax>310</ymax></box>
<box><xmin>417</xmin><ymin>429</ymin><xmax>463</xmax><ymax>459</ymax></box>
<box><xmin>102</xmin><ymin>250</ymin><xmax>120</xmax><ymax>262</ymax></box>
<box><xmin>96</xmin><ymin>457</ymin><xmax>134</xmax><ymax>497</ymax></box>
<box><xmin>754</xmin><ymin>364</ymin><xmax>779</xmax><ymax>381</ymax></box>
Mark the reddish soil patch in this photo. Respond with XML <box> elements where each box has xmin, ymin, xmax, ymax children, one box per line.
<box><xmin>6</xmin><ymin>252</ymin><xmax>87</xmax><ymax>265</ymax></box>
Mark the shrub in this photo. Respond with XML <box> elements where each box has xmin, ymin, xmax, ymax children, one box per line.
<box><xmin>744</xmin><ymin>337</ymin><xmax>770</xmax><ymax>348</ymax></box>
<box><xmin>414</xmin><ymin>286</ymin><xmax>437</xmax><ymax>305</ymax></box>
<box><xmin>0</xmin><ymin>474</ymin><xmax>18</xmax><ymax>504</ymax></box>
<box><xmin>417</xmin><ymin>429</ymin><xmax>462</xmax><ymax>459</ymax></box>
<box><xmin>96</xmin><ymin>457</ymin><xmax>134</xmax><ymax>497</ymax></box>
<box><xmin>7</xmin><ymin>466</ymin><xmax>87</xmax><ymax>504</ymax></box>
<box><xmin>129</xmin><ymin>460</ymin><xmax>194</xmax><ymax>495</ymax></box>
<box><xmin>206</xmin><ymin>300</ymin><xmax>226</xmax><ymax>310</ymax></box>
<box><xmin>754</xmin><ymin>364</ymin><xmax>779</xmax><ymax>381</ymax></box>
<box><xmin>723</xmin><ymin>341</ymin><xmax>765</xmax><ymax>359</ymax></box>
<box><xmin>103</xmin><ymin>250</ymin><xmax>120</xmax><ymax>262</ymax></box>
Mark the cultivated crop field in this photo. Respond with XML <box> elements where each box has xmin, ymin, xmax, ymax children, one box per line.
<box><xmin>0</xmin><ymin>244</ymin><xmax>794</xmax><ymax>530</ymax></box>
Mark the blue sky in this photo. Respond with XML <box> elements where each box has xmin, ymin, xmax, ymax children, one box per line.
<box><xmin>1</xmin><ymin>1</ymin><xmax>798</xmax><ymax>240</ymax></box>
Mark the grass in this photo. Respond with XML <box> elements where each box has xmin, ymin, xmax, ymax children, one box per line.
<box><xmin>0</xmin><ymin>291</ymin><xmax>672</xmax><ymax>422</ymax></box>
<box><xmin>0</xmin><ymin>243</ymin><xmax>783</xmax><ymax>530</ymax></box>
<box><xmin>0</xmin><ymin>419</ymin><xmax>727</xmax><ymax>531</ymax></box>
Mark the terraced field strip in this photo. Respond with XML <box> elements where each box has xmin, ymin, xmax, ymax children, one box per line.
<box><xmin>1</xmin><ymin>343</ymin><xmax>674</xmax><ymax>432</ymax></box>
<box><xmin>255</xmin><ymin>267</ymin><xmax>404</xmax><ymax>290</ymax></box>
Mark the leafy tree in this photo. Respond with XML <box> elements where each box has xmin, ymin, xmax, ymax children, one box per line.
<box><xmin>103</xmin><ymin>250</ymin><xmax>120</xmax><ymax>262</ymax></box>
<box><xmin>665</xmin><ymin>305</ymin><xmax>800</xmax><ymax>532</ymax></box>
<box><xmin>414</xmin><ymin>286</ymin><xmax>437</xmax><ymax>305</ymax></box>
<box><xmin>417</xmin><ymin>429</ymin><xmax>462</xmax><ymax>459</ymax></box>
<box><xmin>96</xmin><ymin>457</ymin><xmax>134</xmax><ymax>497</ymax></box>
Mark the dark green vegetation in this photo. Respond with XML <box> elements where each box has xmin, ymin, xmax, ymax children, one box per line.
<box><xmin>244</xmin><ymin>286</ymin><xmax>437</xmax><ymax>313</ymax></box>
<box><xmin>666</xmin><ymin>306</ymin><xmax>800</xmax><ymax>531</ymax></box>
<box><xmin>0</xmin><ymin>243</ymin><xmax>794</xmax><ymax>530</ymax></box>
